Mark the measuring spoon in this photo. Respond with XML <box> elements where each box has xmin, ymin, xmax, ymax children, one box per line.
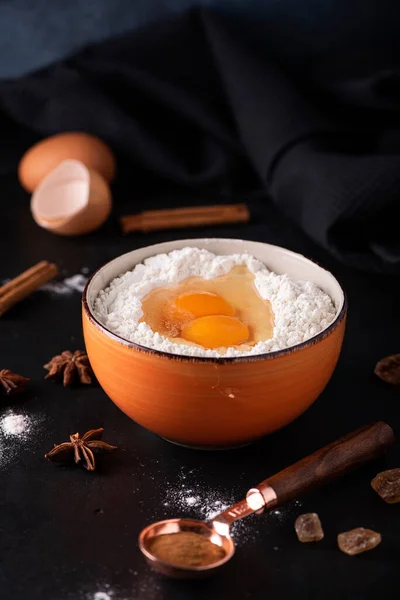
<box><xmin>139</xmin><ymin>421</ymin><xmax>394</xmax><ymax>578</ymax></box>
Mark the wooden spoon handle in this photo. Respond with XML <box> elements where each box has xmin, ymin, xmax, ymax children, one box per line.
<box><xmin>258</xmin><ymin>422</ymin><xmax>395</xmax><ymax>506</ymax></box>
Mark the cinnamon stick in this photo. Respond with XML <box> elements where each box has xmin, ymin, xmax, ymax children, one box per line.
<box><xmin>0</xmin><ymin>261</ymin><xmax>58</xmax><ymax>316</ymax></box>
<box><xmin>120</xmin><ymin>203</ymin><xmax>250</xmax><ymax>234</ymax></box>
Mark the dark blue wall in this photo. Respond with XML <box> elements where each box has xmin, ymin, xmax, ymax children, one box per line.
<box><xmin>0</xmin><ymin>0</ymin><xmax>396</xmax><ymax>79</ymax></box>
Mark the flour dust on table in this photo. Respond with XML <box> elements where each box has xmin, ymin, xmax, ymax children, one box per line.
<box><xmin>0</xmin><ymin>271</ymin><xmax>88</xmax><ymax>296</ymax></box>
<box><xmin>92</xmin><ymin>592</ymin><xmax>113</xmax><ymax>600</ymax></box>
<box><xmin>0</xmin><ymin>409</ymin><xmax>44</xmax><ymax>469</ymax></box>
<box><xmin>160</xmin><ymin>466</ymin><xmax>302</xmax><ymax>545</ymax></box>
<box><xmin>1</xmin><ymin>413</ymin><xmax>31</xmax><ymax>437</ymax></box>
<box><xmin>94</xmin><ymin>247</ymin><xmax>336</xmax><ymax>357</ymax></box>
<box><xmin>79</xmin><ymin>576</ymin><xmax>160</xmax><ymax>600</ymax></box>
<box><xmin>82</xmin><ymin>584</ymin><xmax>127</xmax><ymax>600</ymax></box>
<box><xmin>41</xmin><ymin>273</ymin><xmax>88</xmax><ymax>295</ymax></box>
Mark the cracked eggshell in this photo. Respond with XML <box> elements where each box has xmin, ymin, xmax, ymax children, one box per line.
<box><xmin>31</xmin><ymin>160</ymin><xmax>112</xmax><ymax>236</ymax></box>
<box><xmin>19</xmin><ymin>132</ymin><xmax>116</xmax><ymax>193</ymax></box>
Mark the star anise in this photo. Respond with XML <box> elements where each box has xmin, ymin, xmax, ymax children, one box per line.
<box><xmin>45</xmin><ymin>428</ymin><xmax>117</xmax><ymax>471</ymax></box>
<box><xmin>44</xmin><ymin>350</ymin><xmax>94</xmax><ymax>387</ymax></box>
<box><xmin>0</xmin><ymin>369</ymin><xmax>30</xmax><ymax>395</ymax></box>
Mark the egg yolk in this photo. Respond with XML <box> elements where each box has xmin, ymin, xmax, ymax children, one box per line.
<box><xmin>181</xmin><ymin>315</ymin><xmax>250</xmax><ymax>349</ymax></box>
<box><xmin>140</xmin><ymin>265</ymin><xmax>274</xmax><ymax>351</ymax></box>
<box><xmin>175</xmin><ymin>292</ymin><xmax>235</xmax><ymax>318</ymax></box>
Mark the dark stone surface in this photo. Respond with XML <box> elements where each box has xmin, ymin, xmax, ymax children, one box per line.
<box><xmin>0</xmin><ymin>173</ymin><xmax>399</xmax><ymax>599</ymax></box>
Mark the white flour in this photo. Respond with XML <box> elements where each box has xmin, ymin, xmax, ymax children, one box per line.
<box><xmin>93</xmin><ymin>592</ymin><xmax>113</xmax><ymax>600</ymax></box>
<box><xmin>0</xmin><ymin>412</ymin><xmax>32</xmax><ymax>439</ymax></box>
<box><xmin>161</xmin><ymin>467</ymin><xmax>303</xmax><ymax>544</ymax></box>
<box><xmin>163</xmin><ymin>479</ymin><xmax>233</xmax><ymax>522</ymax></box>
<box><xmin>0</xmin><ymin>410</ymin><xmax>43</xmax><ymax>469</ymax></box>
<box><xmin>41</xmin><ymin>273</ymin><xmax>88</xmax><ymax>295</ymax></box>
<box><xmin>93</xmin><ymin>247</ymin><xmax>336</xmax><ymax>357</ymax></box>
<box><xmin>1</xmin><ymin>272</ymin><xmax>89</xmax><ymax>298</ymax></box>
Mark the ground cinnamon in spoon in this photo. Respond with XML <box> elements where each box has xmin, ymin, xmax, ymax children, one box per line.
<box><xmin>148</xmin><ymin>531</ymin><xmax>225</xmax><ymax>568</ymax></box>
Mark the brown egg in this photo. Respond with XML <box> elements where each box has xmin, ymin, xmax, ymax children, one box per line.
<box><xmin>31</xmin><ymin>160</ymin><xmax>112</xmax><ymax>236</ymax></box>
<box><xmin>18</xmin><ymin>132</ymin><xmax>116</xmax><ymax>192</ymax></box>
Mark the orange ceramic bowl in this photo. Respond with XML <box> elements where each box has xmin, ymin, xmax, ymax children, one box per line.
<box><xmin>82</xmin><ymin>239</ymin><xmax>346</xmax><ymax>448</ymax></box>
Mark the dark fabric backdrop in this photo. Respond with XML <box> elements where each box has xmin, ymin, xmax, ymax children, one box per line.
<box><xmin>1</xmin><ymin>6</ymin><xmax>400</xmax><ymax>272</ymax></box>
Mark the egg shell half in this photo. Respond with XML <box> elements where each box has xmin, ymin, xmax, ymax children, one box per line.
<box><xmin>19</xmin><ymin>132</ymin><xmax>116</xmax><ymax>193</ymax></box>
<box><xmin>31</xmin><ymin>159</ymin><xmax>112</xmax><ymax>236</ymax></box>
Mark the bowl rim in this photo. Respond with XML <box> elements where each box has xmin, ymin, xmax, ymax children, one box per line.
<box><xmin>82</xmin><ymin>239</ymin><xmax>347</xmax><ymax>364</ymax></box>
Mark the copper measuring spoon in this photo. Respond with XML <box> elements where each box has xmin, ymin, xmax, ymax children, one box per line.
<box><xmin>139</xmin><ymin>422</ymin><xmax>394</xmax><ymax>579</ymax></box>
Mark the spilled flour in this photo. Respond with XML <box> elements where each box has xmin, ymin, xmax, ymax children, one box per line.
<box><xmin>81</xmin><ymin>579</ymin><xmax>158</xmax><ymax>600</ymax></box>
<box><xmin>161</xmin><ymin>467</ymin><xmax>302</xmax><ymax>544</ymax></box>
<box><xmin>0</xmin><ymin>410</ymin><xmax>43</xmax><ymax>469</ymax></box>
<box><xmin>41</xmin><ymin>273</ymin><xmax>88</xmax><ymax>295</ymax></box>
<box><xmin>93</xmin><ymin>592</ymin><xmax>113</xmax><ymax>600</ymax></box>
<box><xmin>84</xmin><ymin>585</ymin><xmax>118</xmax><ymax>600</ymax></box>
<box><xmin>0</xmin><ymin>412</ymin><xmax>32</xmax><ymax>440</ymax></box>
<box><xmin>163</xmin><ymin>482</ymin><xmax>231</xmax><ymax>521</ymax></box>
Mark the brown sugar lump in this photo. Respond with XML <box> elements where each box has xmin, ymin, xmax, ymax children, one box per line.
<box><xmin>337</xmin><ymin>528</ymin><xmax>381</xmax><ymax>556</ymax></box>
<box><xmin>294</xmin><ymin>513</ymin><xmax>324</xmax><ymax>543</ymax></box>
<box><xmin>371</xmin><ymin>468</ymin><xmax>400</xmax><ymax>504</ymax></box>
